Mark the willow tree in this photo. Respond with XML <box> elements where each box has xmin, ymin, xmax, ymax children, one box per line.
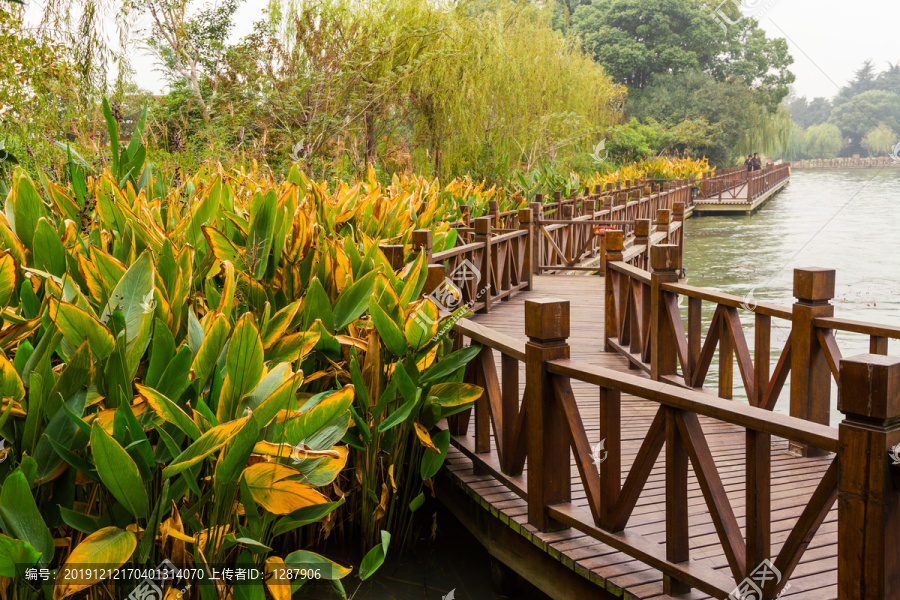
<box><xmin>405</xmin><ymin>1</ymin><xmax>622</xmax><ymax>180</ymax></box>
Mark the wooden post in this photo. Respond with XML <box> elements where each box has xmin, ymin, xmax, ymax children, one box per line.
<box><xmin>634</xmin><ymin>218</ymin><xmax>650</xmax><ymax>250</ymax></box>
<box><xmin>838</xmin><ymin>354</ymin><xmax>900</xmax><ymax>599</ymax></box>
<box><xmin>525</xmin><ymin>298</ymin><xmax>571</xmax><ymax>531</ymax></box>
<box><xmin>673</xmin><ymin>202</ymin><xmax>685</xmax><ymax>273</ymax></box>
<box><xmin>518</xmin><ymin>208</ymin><xmax>534</xmax><ymax>290</ymax></box>
<box><xmin>651</xmin><ymin>245</ymin><xmax>679</xmax><ymax>381</ymax></box>
<box><xmin>411</xmin><ymin>229</ymin><xmax>433</xmax><ymax>263</ymax></box>
<box><xmin>604</xmin><ymin>230</ymin><xmax>624</xmax><ymax>353</ymax></box>
<box><xmin>488</xmin><ymin>200</ymin><xmax>499</xmax><ymax>228</ymax></box>
<box><xmin>473</xmin><ymin>217</ymin><xmax>492</xmax><ymax>313</ymax></box>
<box><xmin>423</xmin><ymin>264</ymin><xmax>445</xmax><ymax>297</ymax></box>
<box><xmin>665</xmin><ymin>407</ymin><xmax>690</xmax><ymax>595</ymax></box>
<box><xmin>530</xmin><ymin>201</ymin><xmax>543</xmax><ymax>276</ymax></box>
<box><xmin>381</xmin><ymin>244</ymin><xmax>405</xmax><ymax>271</ymax></box>
<box><xmin>460</xmin><ymin>204</ymin><xmax>471</xmax><ymax>228</ymax></box>
<box><xmin>789</xmin><ymin>268</ymin><xmax>835</xmax><ymax>456</ymax></box>
<box><xmin>656</xmin><ymin>208</ymin><xmax>671</xmax><ymax>242</ymax></box>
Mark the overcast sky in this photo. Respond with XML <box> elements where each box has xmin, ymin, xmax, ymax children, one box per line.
<box><xmin>122</xmin><ymin>0</ymin><xmax>897</xmax><ymax>101</ymax></box>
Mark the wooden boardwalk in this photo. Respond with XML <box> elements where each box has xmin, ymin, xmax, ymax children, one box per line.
<box><xmin>441</xmin><ymin>275</ymin><xmax>837</xmax><ymax>600</ymax></box>
<box><xmin>694</xmin><ymin>179</ymin><xmax>790</xmax><ymax>215</ymax></box>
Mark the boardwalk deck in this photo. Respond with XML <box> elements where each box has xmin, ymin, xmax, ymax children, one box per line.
<box><xmin>440</xmin><ymin>275</ymin><xmax>836</xmax><ymax>600</ymax></box>
<box><xmin>694</xmin><ymin>179</ymin><xmax>790</xmax><ymax>215</ymax></box>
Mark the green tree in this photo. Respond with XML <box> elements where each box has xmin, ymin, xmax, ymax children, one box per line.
<box><xmin>630</xmin><ymin>70</ymin><xmax>756</xmax><ymax>166</ymax></box>
<box><xmin>828</xmin><ymin>90</ymin><xmax>900</xmax><ymax>144</ymax></box>
<box><xmin>570</xmin><ymin>0</ymin><xmax>794</xmax><ymax>110</ymax></box>
<box><xmin>861</xmin><ymin>124</ymin><xmax>898</xmax><ymax>156</ymax></box>
<box><xmin>805</xmin><ymin>123</ymin><xmax>843</xmax><ymax>158</ymax></box>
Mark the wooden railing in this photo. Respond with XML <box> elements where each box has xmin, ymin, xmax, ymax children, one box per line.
<box><xmin>747</xmin><ymin>163</ymin><xmax>791</xmax><ymax>201</ymax></box>
<box><xmin>447</xmin><ymin>293</ymin><xmax>900</xmax><ymax>599</ymax></box>
<box><xmin>700</xmin><ymin>168</ymin><xmax>748</xmax><ymax>200</ymax></box>
<box><xmin>793</xmin><ymin>156</ymin><xmax>900</xmax><ymax>169</ymax></box>
<box><xmin>604</xmin><ymin>249</ymin><xmax>898</xmax><ymax>453</ymax></box>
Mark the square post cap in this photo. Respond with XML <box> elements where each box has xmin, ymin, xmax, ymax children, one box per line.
<box><xmin>793</xmin><ymin>268</ymin><xmax>835</xmax><ymax>302</ymax></box>
<box><xmin>525</xmin><ymin>298</ymin><xmax>570</xmax><ymax>341</ymax></box>
<box><xmin>839</xmin><ymin>354</ymin><xmax>900</xmax><ymax>420</ymax></box>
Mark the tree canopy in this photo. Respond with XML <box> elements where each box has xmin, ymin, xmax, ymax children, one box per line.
<box><xmin>569</xmin><ymin>0</ymin><xmax>794</xmax><ymax>110</ymax></box>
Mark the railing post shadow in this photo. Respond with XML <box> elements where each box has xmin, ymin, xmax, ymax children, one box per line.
<box><xmin>650</xmin><ymin>245</ymin><xmax>679</xmax><ymax>382</ymax></box>
<box><xmin>604</xmin><ymin>231</ymin><xmax>624</xmax><ymax>352</ymax></box>
<box><xmin>837</xmin><ymin>354</ymin><xmax>900</xmax><ymax>599</ymax></box>
<box><xmin>525</xmin><ymin>298</ymin><xmax>571</xmax><ymax>532</ymax></box>
<box><xmin>789</xmin><ymin>268</ymin><xmax>836</xmax><ymax>457</ymax></box>
<box><xmin>474</xmin><ymin>216</ymin><xmax>492</xmax><ymax>314</ymax></box>
<box><xmin>518</xmin><ymin>207</ymin><xmax>534</xmax><ymax>290</ymax></box>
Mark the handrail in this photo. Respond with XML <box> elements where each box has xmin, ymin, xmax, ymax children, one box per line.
<box><xmin>546</xmin><ymin>358</ymin><xmax>838</xmax><ymax>451</ymax></box>
<box><xmin>661</xmin><ymin>281</ymin><xmax>793</xmax><ymax>320</ymax></box>
<box><xmin>813</xmin><ymin>316</ymin><xmax>900</xmax><ymax>338</ymax></box>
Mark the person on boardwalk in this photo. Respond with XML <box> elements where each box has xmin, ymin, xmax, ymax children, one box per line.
<box><xmin>752</xmin><ymin>153</ymin><xmax>762</xmax><ymax>171</ymax></box>
<box><xmin>745</xmin><ymin>155</ymin><xmax>753</xmax><ymax>172</ymax></box>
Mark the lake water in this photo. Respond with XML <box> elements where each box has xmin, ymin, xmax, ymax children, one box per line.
<box><xmin>682</xmin><ymin>167</ymin><xmax>900</xmax><ymax>417</ymax></box>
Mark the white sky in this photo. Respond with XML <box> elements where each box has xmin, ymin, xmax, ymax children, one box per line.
<box><xmin>33</xmin><ymin>0</ymin><xmax>900</xmax><ymax>101</ymax></box>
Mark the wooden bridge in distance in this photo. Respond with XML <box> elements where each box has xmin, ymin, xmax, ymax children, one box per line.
<box><xmin>402</xmin><ymin>178</ymin><xmax>900</xmax><ymax>600</ymax></box>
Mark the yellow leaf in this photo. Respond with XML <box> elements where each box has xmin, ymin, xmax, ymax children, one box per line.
<box><xmin>0</xmin><ymin>354</ymin><xmax>25</xmax><ymax>402</ymax></box>
<box><xmin>265</xmin><ymin>557</ymin><xmax>291</xmax><ymax>600</ymax></box>
<box><xmin>429</xmin><ymin>383</ymin><xmax>482</xmax><ymax>407</ymax></box>
<box><xmin>52</xmin><ymin>527</ymin><xmax>136</xmax><ymax>600</ymax></box>
<box><xmin>242</xmin><ymin>462</ymin><xmax>328</xmax><ymax>515</ymax></box>
<box><xmin>0</xmin><ymin>251</ymin><xmax>18</xmax><ymax>308</ymax></box>
<box><xmin>414</xmin><ymin>423</ymin><xmax>441</xmax><ymax>454</ymax></box>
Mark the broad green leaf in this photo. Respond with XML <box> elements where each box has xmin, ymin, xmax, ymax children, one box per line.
<box><xmin>399</xmin><ymin>250</ymin><xmax>428</xmax><ymax>307</ymax></box>
<box><xmin>0</xmin><ymin>534</ymin><xmax>41</xmax><ymax>577</ymax></box>
<box><xmin>90</xmin><ymin>424</ymin><xmax>149</xmax><ymax>518</ymax></box>
<box><xmin>282</xmin><ymin>386</ymin><xmax>354</xmax><ymax>445</ymax></box>
<box><xmin>404</xmin><ymin>299</ymin><xmax>439</xmax><ymax>351</ymax></box>
<box><xmin>7</xmin><ymin>170</ymin><xmax>46</xmax><ymax>252</ymax></box>
<box><xmin>162</xmin><ymin>417</ymin><xmax>248</xmax><ymax>478</ymax></box>
<box><xmin>190</xmin><ymin>314</ymin><xmax>230</xmax><ymax>390</ymax></box>
<box><xmin>32</xmin><ymin>218</ymin><xmax>66</xmax><ymax>277</ymax></box>
<box><xmin>429</xmin><ymin>382</ymin><xmax>482</xmax><ymax>407</ymax></box>
<box><xmin>271</xmin><ymin>498</ymin><xmax>346</xmax><ymax>536</ymax></box>
<box><xmin>369</xmin><ymin>300</ymin><xmax>407</xmax><ymax>356</ymax></box>
<box><xmin>420</xmin><ymin>429</ymin><xmax>451</xmax><ymax>480</ymax></box>
<box><xmin>266</xmin><ymin>331</ymin><xmax>320</xmax><ymax>364</ymax></box>
<box><xmin>34</xmin><ymin>391</ymin><xmax>87</xmax><ymax>480</ymax></box>
<box><xmin>333</xmin><ymin>270</ymin><xmax>378</xmax><ymax>330</ymax></box>
<box><xmin>302</xmin><ymin>277</ymin><xmax>334</xmax><ymax>332</ymax></box>
<box><xmin>0</xmin><ymin>469</ymin><xmax>54</xmax><ymax>565</ymax></box>
<box><xmin>219</xmin><ymin>313</ymin><xmax>264</xmax><ymax>422</ymax></box>
<box><xmin>421</xmin><ymin>345</ymin><xmax>482</xmax><ymax>384</ymax></box>
<box><xmin>377</xmin><ymin>395</ymin><xmax>418</xmax><ymax>433</ymax></box>
<box><xmin>358</xmin><ymin>531</ymin><xmax>391</xmax><ymax>581</ymax></box>
<box><xmin>49</xmin><ymin>298</ymin><xmax>115</xmax><ymax>360</ymax></box>
<box><xmin>53</xmin><ymin>527</ymin><xmax>137</xmax><ymax>600</ymax></box>
<box><xmin>284</xmin><ymin>550</ymin><xmax>351</xmax><ymax>580</ymax></box>
<box><xmin>248</xmin><ymin>190</ymin><xmax>277</xmax><ymax>279</ymax></box>
<box><xmin>100</xmin><ymin>251</ymin><xmax>154</xmax><ymax>343</ymax></box>
<box><xmin>136</xmin><ymin>384</ymin><xmax>201</xmax><ymax>440</ymax></box>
